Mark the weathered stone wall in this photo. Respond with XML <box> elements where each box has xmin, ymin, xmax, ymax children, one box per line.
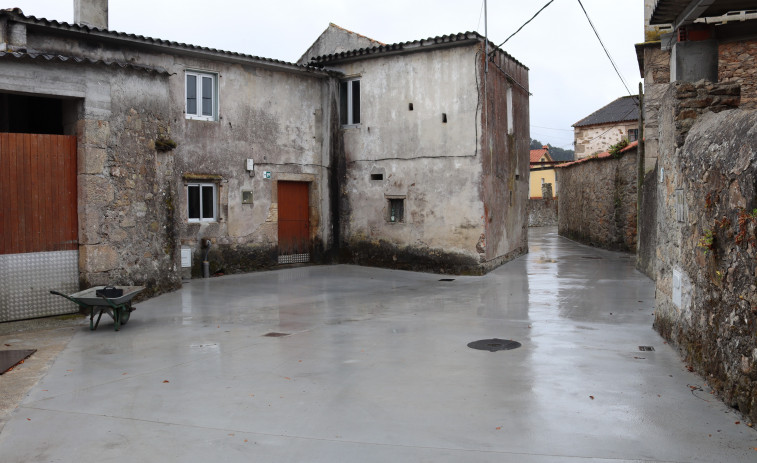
<box><xmin>636</xmin><ymin>167</ymin><xmax>657</xmax><ymax>279</ymax></box>
<box><xmin>78</xmin><ymin>68</ymin><xmax>179</xmax><ymax>296</ymax></box>
<box><xmin>641</xmin><ymin>45</ymin><xmax>671</xmax><ymax>172</ymax></box>
<box><xmin>719</xmin><ymin>40</ymin><xmax>757</xmax><ymax>109</ymax></box>
<box><xmin>574</xmin><ymin>121</ymin><xmax>638</xmax><ymax>159</ymax></box>
<box><xmin>557</xmin><ymin>149</ymin><xmax>638</xmax><ymax>252</ymax></box>
<box><xmin>653</xmin><ymin>79</ymin><xmax>757</xmax><ymax>422</ymax></box>
<box><xmin>528</xmin><ymin>198</ymin><xmax>557</xmax><ymax>227</ymax></box>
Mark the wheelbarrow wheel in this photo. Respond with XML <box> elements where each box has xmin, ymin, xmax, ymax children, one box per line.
<box><xmin>120</xmin><ymin>306</ymin><xmax>131</xmax><ymax>325</ymax></box>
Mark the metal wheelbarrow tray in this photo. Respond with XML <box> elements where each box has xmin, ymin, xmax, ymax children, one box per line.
<box><xmin>50</xmin><ymin>286</ymin><xmax>145</xmax><ymax>331</ymax></box>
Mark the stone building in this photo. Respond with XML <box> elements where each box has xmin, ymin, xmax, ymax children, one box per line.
<box><xmin>637</xmin><ymin>0</ymin><xmax>757</xmax><ymax>422</ymax></box>
<box><xmin>0</xmin><ymin>1</ymin><xmax>530</xmax><ymax>322</ymax></box>
<box><xmin>572</xmin><ymin>96</ymin><xmax>640</xmax><ymax>159</ymax></box>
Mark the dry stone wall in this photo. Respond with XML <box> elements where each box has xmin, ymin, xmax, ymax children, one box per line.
<box><xmin>528</xmin><ymin>198</ymin><xmax>557</xmax><ymax>227</ymax></box>
<box><xmin>556</xmin><ymin>150</ymin><xmax>638</xmax><ymax>252</ymax></box>
<box><xmin>653</xmin><ymin>79</ymin><xmax>757</xmax><ymax>422</ymax></box>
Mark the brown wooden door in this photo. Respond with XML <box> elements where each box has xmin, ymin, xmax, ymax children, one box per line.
<box><xmin>0</xmin><ymin>133</ymin><xmax>78</xmax><ymax>255</ymax></box>
<box><xmin>277</xmin><ymin>181</ymin><xmax>310</xmax><ymax>258</ymax></box>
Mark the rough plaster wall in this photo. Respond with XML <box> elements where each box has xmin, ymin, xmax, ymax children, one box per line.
<box><xmin>335</xmin><ymin>45</ymin><xmax>488</xmax><ymax>273</ymax></box>
<box><xmin>574</xmin><ymin>121</ymin><xmax>638</xmax><ymax>158</ymax></box>
<box><xmin>480</xmin><ymin>49</ymin><xmax>530</xmax><ymax>268</ymax></box>
<box><xmin>719</xmin><ymin>40</ymin><xmax>757</xmax><ymax>109</ymax></box>
<box><xmin>167</xmin><ymin>59</ymin><xmax>332</xmax><ymax>275</ymax></box>
<box><xmin>653</xmin><ymin>82</ymin><xmax>757</xmax><ymax>421</ymax></box>
<box><xmin>556</xmin><ymin>151</ymin><xmax>638</xmax><ymax>252</ymax></box>
<box><xmin>297</xmin><ymin>24</ymin><xmax>381</xmax><ymax>65</ymax></box>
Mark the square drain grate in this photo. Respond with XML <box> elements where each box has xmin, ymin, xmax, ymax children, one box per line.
<box><xmin>638</xmin><ymin>346</ymin><xmax>655</xmax><ymax>351</ymax></box>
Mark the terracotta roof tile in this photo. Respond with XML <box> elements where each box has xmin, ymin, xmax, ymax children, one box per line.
<box><xmin>556</xmin><ymin>141</ymin><xmax>638</xmax><ymax>168</ymax></box>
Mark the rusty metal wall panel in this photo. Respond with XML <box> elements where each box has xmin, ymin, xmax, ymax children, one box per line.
<box><xmin>0</xmin><ymin>133</ymin><xmax>78</xmax><ymax>255</ymax></box>
<box><xmin>277</xmin><ymin>181</ymin><xmax>310</xmax><ymax>258</ymax></box>
<box><xmin>0</xmin><ymin>250</ymin><xmax>79</xmax><ymax>322</ymax></box>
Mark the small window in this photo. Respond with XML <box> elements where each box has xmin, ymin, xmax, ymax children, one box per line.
<box><xmin>371</xmin><ymin>173</ymin><xmax>383</xmax><ymax>181</ymax></box>
<box><xmin>340</xmin><ymin>79</ymin><xmax>360</xmax><ymax>126</ymax></box>
<box><xmin>628</xmin><ymin>129</ymin><xmax>639</xmax><ymax>142</ymax></box>
<box><xmin>186</xmin><ymin>71</ymin><xmax>217</xmax><ymax>121</ymax></box>
<box><xmin>187</xmin><ymin>183</ymin><xmax>217</xmax><ymax>222</ymax></box>
<box><xmin>388</xmin><ymin>198</ymin><xmax>404</xmax><ymax>223</ymax></box>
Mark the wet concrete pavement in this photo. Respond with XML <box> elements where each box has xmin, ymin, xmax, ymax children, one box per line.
<box><xmin>0</xmin><ymin>227</ymin><xmax>755</xmax><ymax>462</ymax></box>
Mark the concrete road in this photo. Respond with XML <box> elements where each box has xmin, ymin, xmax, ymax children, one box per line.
<box><xmin>0</xmin><ymin>228</ymin><xmax>755</xmax><ymax>462</ymax></box>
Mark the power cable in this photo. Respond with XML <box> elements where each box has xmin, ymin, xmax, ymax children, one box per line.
<box><xmin>476</xmin><ymin>0</ymin><xmax>485</xmax><ymax>32</ymax></box>
<box><xmin>575</xmin><ymin>0</ymin><xmax>636</xmax><ymax>100</ymax></box>
<box><xmin>531</xmin><ymin>124</ymin><xmax>574</xmax><ymax>132</ymax></box>
<box><xmin>492</xmin><ymin>0</ymin><xmax>557</xmax><ymax>51</ymax></box>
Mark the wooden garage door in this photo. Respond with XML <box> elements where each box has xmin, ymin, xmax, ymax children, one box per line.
<box><xmin>0</xmin><ymin>133</ymin><xmax>78</xmax><ymax>254</ymax></box>
<box><xmin>277</xmin><ymin>181</ymin><xmax>310</xmax><ymax>263</ymax></box>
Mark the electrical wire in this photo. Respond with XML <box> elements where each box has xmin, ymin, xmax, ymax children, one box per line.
<box><xmin>575</xmin><ymin>0</ymin><xmax>636</xmax><ymax>100</ymax></box>
<box><xmin>492</xmin><ymin>0</ymin><xmax>557</xmax><ymax>51</ymax></box>
<box><xmin>476</xmin><ymin>0</ymin><xmax>485</xmax><ymax>32</ymax></box>
<box><xmin>531</xmin><ymin>124</ymin><xmax>573</xmax><ymax>132</ymax></box>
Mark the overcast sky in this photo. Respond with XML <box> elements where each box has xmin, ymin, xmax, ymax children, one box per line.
<box><xmin>8</xmin><ymin>0</ymin><xmax>644</xmax><ymax>150</ymax></box>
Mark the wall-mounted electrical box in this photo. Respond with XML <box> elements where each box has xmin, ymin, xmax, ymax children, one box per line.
<box><xmin>181</xmin><ymin>248</ymin><xmax>192</xmax><ymax>268</ymax></box>
<box><xmin>242</xmin><ymin>190</ymin><xmax>253</xmax><ymax>204</ymax></box>
<box><xmin>246</xmin><ymin>159</ymin><xmax>254</xmax><ymax>171</ymax></box>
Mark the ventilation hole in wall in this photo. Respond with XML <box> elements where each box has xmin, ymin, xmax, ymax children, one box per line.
<box><xmin>442</xmin><ymin>113</ymin><xmax>447</xmax><ymax>123</ymax></box>
<box><xmin>409</xmin><ymin>103</ymin><xmax>414</xmax><ymax>111</ymax></box>
<box><xmin>371</xmin><ymin>174</ymin><xmax>383</xmax><ymax>181</ymax></box>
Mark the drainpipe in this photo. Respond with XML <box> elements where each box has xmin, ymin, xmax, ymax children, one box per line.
<box><xmin>202</xmin><ymin>239</ymin><xmax>211</xmax><ymax>278</ymax></box>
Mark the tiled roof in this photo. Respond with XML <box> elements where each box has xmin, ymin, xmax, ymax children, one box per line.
<box><xmin>573</xmin><ymin>96</ymin><xmax>640</xmax><ymax>128</ymax></box>
<box><xmin>556</xmin><ymin>140</ymin><xmax>638</xmax><ymax>168</ymax></box>
<box><xmin>308</xmin><ymin>31</ymin><xmax>528</xmax><ymax>70</ymax></box>
<box><xmin>0</xmin><ymin>51</ymin><xmax>169</xmax><ymax>74</ymax></box>
<box><xmin>530</xmin><ymin>148</ymin><xmax>550</xmax><ymax>164</ymax></box>
<box><xmin>0</xmin><ymin>9</ymin><xmax>330</xmax><ymax>76</ymax></box>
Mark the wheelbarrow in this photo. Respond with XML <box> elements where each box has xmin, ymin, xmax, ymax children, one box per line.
<box><xmin>50</xmin><ymin>286</ymin><xmax>145</xmax><ymax>331</ymax></box>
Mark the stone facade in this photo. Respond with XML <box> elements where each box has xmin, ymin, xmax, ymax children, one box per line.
<box><xmin>719</xmin><ymin>40</ymin><xmax>757</xmax><ymax>109</ymax></box>
<box><xmin>573</xmin><ymin>121</ymin><xmax>638</xmax><ymax>159</ymax></box>
<box><xmin>653</xmin><ymin>83</ymin><xmax>757</xmax><ymax>420</ymax></box>
<box><xmin>556</xmin><ymin>146</ymin><xmax>638</xmax><ymax>252</ymax></box>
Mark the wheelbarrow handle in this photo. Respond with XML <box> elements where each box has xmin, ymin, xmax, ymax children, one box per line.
<box><xmin>49</xmin><ymin>290</ymin><xmax>91</xmax><ymax>310</ymax></box>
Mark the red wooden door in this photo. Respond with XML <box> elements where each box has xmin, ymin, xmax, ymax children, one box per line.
<box><xmin>0</xmin><ymin>133</ymin><xmax>78</xmax><ymax>255</ymax></box>
<box><xmin>277</xmin><ymin>181</ymin><xmax>310</xmax><ymax>259</ymax></box>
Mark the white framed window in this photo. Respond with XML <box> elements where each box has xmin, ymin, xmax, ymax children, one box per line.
<box><xmin>628</xmin><ymin>129</ymin><xmax>639</xmax><ymax>142</ymax></box>
<box><xmin>340</xmin><ymin>78</ymin><xmax>360</xmax><ymax>126</ymax></box>
<box><xmin>185</xmin><ymin>71</ymin><xmax>217</xmax><ymax>121</ymax></box>
<box><xmin>187</xmin><ymin>183</ymin><xmax>217</xmax><ymax>222</ymax></box>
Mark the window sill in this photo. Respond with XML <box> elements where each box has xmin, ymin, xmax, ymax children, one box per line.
<box><xmin>185</xmin><ymin>115</ymin><xmax>217</xmax><ymax>122</ymax></box>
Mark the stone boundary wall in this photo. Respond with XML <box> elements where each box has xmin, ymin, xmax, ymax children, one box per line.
<box><xmin>719</xmin><ymin>40</ymin><xmax>757</xmax><ymax>109</ymax></box>
<box><xmin>528</xmin><ymin>198</ymin><xmax>558</xmax><ymax>227</ymax></box>
<box><xmin>653</xmin><ymin>79</ymin><xmax>756</xmax><ymax>421</ymax></box>
<box><xmin>556</xmin><ymin>148</ymin><xmax>638</xmax><ymax>252</ymax></box>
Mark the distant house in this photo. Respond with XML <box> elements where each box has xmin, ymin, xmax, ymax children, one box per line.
<box><xmin>529</xmin><ymin>145</ymin><xmax>557</xmax><ymax>198</ymax></box>
<box><xmin>572</xmin><ymin>96</ymin><xmax>640</xmax><ymax>159</ymax></box>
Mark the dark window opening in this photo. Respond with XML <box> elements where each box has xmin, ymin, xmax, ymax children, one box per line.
<box><xmin>628</xmin><ymin>128</ymin><xmax>639</xmax><ymax>142</ymax></box>
<box><xmin>340</xmin><ymin>79</ymin><xmax>360</xmax><ymax>125</ymax></box>
<box><xmin>388</xmin><ymin>198</ymin><xmax>404</xmax><ymax>223</ymax></box>
<box><xmin>187</xmin><ymin>183</ymin><xmax>216</xmax><ymax>222</ymax></box>
<box><xmin>371</xmin><ymin>173</ymin><xmax>383</xmax><ymax>181</ymax></box>
<box><xmin>442</xmin><ymin>113</ymin><xmax>447</xmax><ymax>123</ymax></box>
<box><xmin>0</xmin><ymin>93</ymin><xmax>66</xmax><ymax>134</ymax></box>
<box><xmin>408</xmin><ymin>103</ymin><xmax>414</xmax><ymax>111</ymax></box>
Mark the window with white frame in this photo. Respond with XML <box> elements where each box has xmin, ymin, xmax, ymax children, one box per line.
<box><xmin>187</xmin><ymin>183</ymin><xmax>217</xmax><ymax>222</ymax></box>
<box><xmin>340</xmin><ymin>78</ymin><xmax>360</xmax><ymax>126</ymax></box>
<box><xmin>185</xmin><ymin>71</ymin><xmax>217</xmax><ymax>121</ymax></box>
<box><xmin>628</xmin><ymin>128</ymin><xmax>639</xmax><ymax>142</ymax></box>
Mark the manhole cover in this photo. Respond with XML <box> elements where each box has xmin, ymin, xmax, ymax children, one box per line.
<box><xmin>468</xmin><ymin>339</ymin><xmax>521</xmax><ymax>352</ymax></box>
<box><xmin>263</xmin><ymin>332</ymin><xmax>290</xmax><ymax>337</ymax></box>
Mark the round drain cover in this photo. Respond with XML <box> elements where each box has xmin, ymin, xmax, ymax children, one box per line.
<box><xmin>467</xmin><ymin>338</ymin><xmax>521</xmax><ymax>352</ymax></box>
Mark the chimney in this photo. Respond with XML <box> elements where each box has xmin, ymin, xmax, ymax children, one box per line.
<box><xmin>74</xmin><ymin>0</ymin><xmax>108</xmax><ymax>29</ymax></box>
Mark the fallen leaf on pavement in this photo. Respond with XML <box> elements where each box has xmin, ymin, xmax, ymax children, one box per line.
<box><xmin>163</xmin><ymin>380</ymin><xmax>169</xmax><ymax>383</ymax></box>
<box><xmin>590</xmin><ymin>396</ymin><xmax>595</xmax><ymax>400</ymax></box>
<box><xmin>496</xmin><ymin>427</ymin><xmax>501</xmax><ymax>430</ymax></box>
